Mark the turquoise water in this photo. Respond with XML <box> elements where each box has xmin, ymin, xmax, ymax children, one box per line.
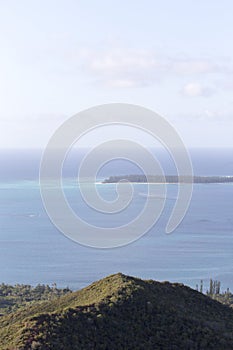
<box><xmin>0</xmin><ymin>180</ymin><xmax>233</xmax><ymax>292</ymax></box>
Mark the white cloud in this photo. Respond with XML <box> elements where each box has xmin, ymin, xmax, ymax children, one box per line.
<box><xmin>83</xmin><ymin>49</ymin><xmax>165</xmax><ymax>87</ymax></box>
<box><xmin>0</xmin><ymin>113</ymin><xmax>67</xmax><ymax>123</ymax></box>
<box><xmin>182</xmin><ymin>82</ymin><xmax>215</xmax><ymax>97</ymax></box>
<box><xmin>173</xmin><ymin>109</ymin><xmax>233</xmax><ymax>122</ymax></box>
<box><xmin>80</xmin><ymin>48</ymin><xmax>230</xmax><ymax>89</ymax></box>
<box><xmin>88</xmin><ymin>49</ymin><xmax>160</xmax><ymax>73</ymax></box>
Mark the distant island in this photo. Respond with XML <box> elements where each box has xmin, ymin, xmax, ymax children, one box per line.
<box><xmin>103</xmin><ymin>175</ymin><xmax>233</xmax><ymax>184</ymax></box>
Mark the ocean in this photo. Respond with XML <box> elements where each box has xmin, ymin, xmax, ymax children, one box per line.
<box><xmin>0</xmin><ymin>148</ymin><xmax>233</xmax><ymax>292</ymax></box>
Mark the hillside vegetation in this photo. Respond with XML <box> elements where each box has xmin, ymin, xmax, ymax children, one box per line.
<box><xmin>0</xmin><ymin>283</ymin><xmax>71</xmax><ymax>316</ymax></box>
<box><xmin>1</xmin><ymin>273</ymin><xmax>233</xmax><ymax>349</ymax></box>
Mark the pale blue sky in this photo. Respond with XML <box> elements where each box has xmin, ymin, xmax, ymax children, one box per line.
<box><xmin>0</xmin><ymin>0</ymin><xmax>233</xmax><ymax>148</ymax></box>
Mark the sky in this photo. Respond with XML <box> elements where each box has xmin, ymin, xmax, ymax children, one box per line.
<box><xmin>0</xmin><ymin>0</ymin><xmax>233</xmax><ymax>148</ymax></box>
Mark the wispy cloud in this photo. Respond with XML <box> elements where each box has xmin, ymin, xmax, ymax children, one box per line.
<box><xmin>173</xmin><ymin>109</ymin><xmax>233</xmax><ymax>122</ymax></box>
<box><xmin>172</xmin><ymin>59</ymin><xmax>224</xmax><ymax>75</ymax></box>
<box><xmin>0</xmin><ymin>113</ymin><xmax>67</xmax><ymax>123</ymax></box>
<box><xmin>83</xmin><ymin>49</ymin><xmax>165</xmax><ymax>87</ymax></box>
<box><xmin>79</xmin><ymin>48</ymin><xmax>231</xmax><ymax>89</ymax></box>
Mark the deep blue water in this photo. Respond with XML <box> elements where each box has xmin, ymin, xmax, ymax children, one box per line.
<box><xmin>0</xmin><ymin>148</ymin><xmax>233</xmax><ymax>292</ymax></box>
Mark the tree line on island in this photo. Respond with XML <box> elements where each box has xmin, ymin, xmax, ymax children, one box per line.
<box><xmin>0</xmin><ymin>283</ymin><xmax>71</xmax><ymax>315</ymax></box>
<box><xmin>103</xmin><ymin>174</ymin><xmax>233</xmax><ymax>184</ymax></box>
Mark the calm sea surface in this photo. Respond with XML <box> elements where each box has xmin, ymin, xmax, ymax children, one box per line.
<box><xmin>0</xmin><ymin>149</ymin><xmax>233</xmax><ymax>292</ymax></box>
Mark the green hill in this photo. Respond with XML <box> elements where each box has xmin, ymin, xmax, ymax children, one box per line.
<box><xmin>1</xmin><ymin>273</ymin><xmax>233</xmax><ymax>349</ymax></box>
